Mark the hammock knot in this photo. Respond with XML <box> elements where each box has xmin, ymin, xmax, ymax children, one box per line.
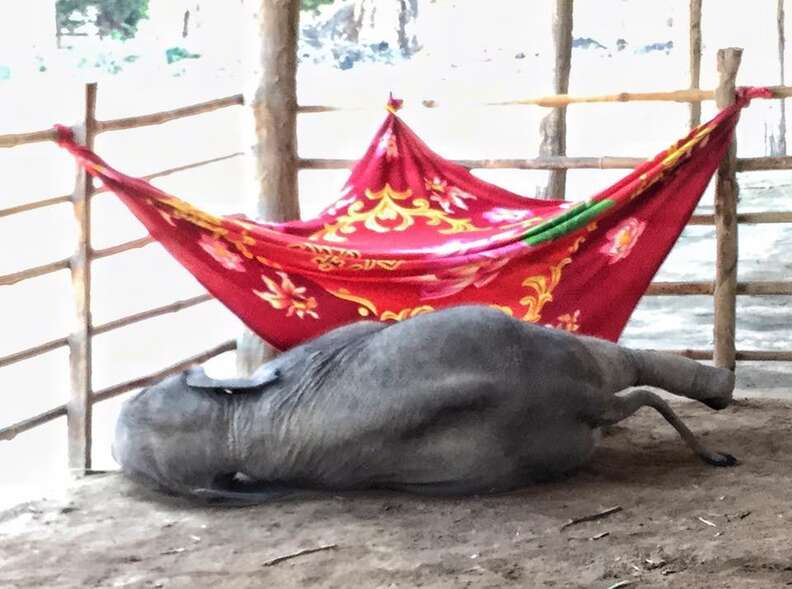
<box><xmin>386</xmin><ymin>93</ymin><xmax>404</xmax><ymax>115</ymax></box>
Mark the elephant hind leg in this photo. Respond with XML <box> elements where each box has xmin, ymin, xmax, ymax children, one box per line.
<box><xmin>594</xmin><ymin>388</ymin><xmax>737</xmax><ymax>467</ymax></box>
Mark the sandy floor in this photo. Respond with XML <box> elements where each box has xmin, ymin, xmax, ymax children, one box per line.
<box><xmin>2</xmin><ymin>397</ymin><xmax>792</xmax><ymax>589</ymax></box>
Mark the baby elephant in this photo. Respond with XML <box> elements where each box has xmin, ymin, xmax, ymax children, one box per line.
<box><xmin>113</xmin><ymin>305</ymin><xmax>736</xmax><ymax>503</ymax></box>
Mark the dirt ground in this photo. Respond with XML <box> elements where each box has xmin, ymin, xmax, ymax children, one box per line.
<box><xmin>2</xmin><ymin>397</ymin><xmax>792</xmax><ymax>589</ymax></box>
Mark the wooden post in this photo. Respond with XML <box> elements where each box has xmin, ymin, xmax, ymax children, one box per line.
<box><xmin>238</xmin><ymin>0</ymin><xmax>301</xmax><ymax>375</ymax></box>
<box><xmin>68</xmin><ymin>82</ymin><xmax>97</xmax><ymax>475</ymax></box>
<box><xmin>538</xmin><ymin>0</ymin><xmax>573</xmax><ymax>199</ymax></box>
<box><xmin>713</xmin><ymin>48</ymin><xmax>742</xmax><ymax>371</ymax></box>
<box><xmin>689</xmin><ymin>0</ymin><xmax>703</xmax><ymax>129</ymax></box>
<box><xmin>776</xmin><ymin>0</ymin><xmax>787</xmax><ymax>154</ymax></box>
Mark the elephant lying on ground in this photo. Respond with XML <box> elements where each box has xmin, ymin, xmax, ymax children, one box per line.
<box><xmin>113</xmin><ymin>305</ymin><xmax>736</xmax><ymax>503</ymax></box>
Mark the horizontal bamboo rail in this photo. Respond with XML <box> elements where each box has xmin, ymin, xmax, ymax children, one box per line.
<box><xmin>92</xmin><ymin>339</ymin><xmax>236</xmax><ymax>404</ymax></box>
<box><xmin>737</xmin><ymin>156</ymin><xmax>792</xmax><ymax>170</ymax></box>
<box><xmin>98</xmin><ymin>94</ymin><xmax>244</xmax><ymax>133</ymax></box>
<box><xmin>300</xmin><ymin>155</ymin><xmax>792</xmax><ymax>172</ymax></box>
<box><xmin>659</xmin><ymin>349</ymin><xmax>792</xmax><ymax>361</ymax></box>
<box><xmin>0</xmin><ymin>339</ymin><xmax>235</xmax><ymax>442</ymax></box>
<box><xmin>0</xmin><ymin>258</ymin><xmax>70</xmax><ymax>286</ymax></box>
<box><xmin>6</xmin><ymin>83</ymin><xmax>792</xmax><ymax>150</ymax></box>
<box><xmin>647</xmin><ymin>281</ymin><xmax>792</xmax><ymax>295</ymax></box>
<box><xmin>0</xmin><ymin>128</ymin><xmax>59</xmax><ymax>149</ymax></box>
<box><xmin>91</xmin><ymin>294</ymin><xmax>213</xmax><ymax>336</ymax></box>
<box><xmin>0</xmin><ymin>405</ymin><xmax>67</xmax><ymax>441</ymax></box>
<box><xmin>0</xmin><ymin>194</ymin><xmax>72</xmax><ymax>219</ymax></box>
<box><xmin>0</xmin><ymin>151</ymin><xmax>244</xmax><ymax>220</ymax></box>
<box><xmin>0</xmin><ymin>95</ymin><xmax>244</xmax><ymax>149</ymax></box>
<box><xmin>298</xmin><ymin>84</ymin><xmax>792</xmax><ymax>113</ymax></box>
<box><xmin>689</xmin><ymin>211</ymin><xmax>792</xmax><ymax>225</ymax></box>
<box><xmin>91</xmin><ymin>236</ymin><xmax>155</xmax><ymax>259</ymax></box>
<box><xmin>0</xmin><ymin>336</ymin><xmax>69</xmax><ymax>369</ymax></box>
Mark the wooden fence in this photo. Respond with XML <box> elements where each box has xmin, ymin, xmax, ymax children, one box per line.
<box><xmin>1</xmin><ymin>53</ymin><xmax>791</xmax><ymax>475</ymax></box>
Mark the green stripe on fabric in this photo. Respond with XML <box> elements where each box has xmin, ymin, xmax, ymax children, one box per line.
<box><xmin>522</xmin><ymin>199</ymin><xmax>615</xmax><ymax>246</ymax></box>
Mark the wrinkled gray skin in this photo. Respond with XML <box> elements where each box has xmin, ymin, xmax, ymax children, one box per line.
<box><xmin>113</xmin><ymin>305</ymin><xmax>736</xmax><ymax>504</ymax></box>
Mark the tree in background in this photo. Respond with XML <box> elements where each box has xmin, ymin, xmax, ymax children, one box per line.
<box><xmin>56</xmin><ymin>0</ymin><xmax>149</xmax><ymax>40</ymax></box>
<box><xmin>301</xmin><ymin>0</ymin><xmax>335</xmax><ymax>12</ymax></box>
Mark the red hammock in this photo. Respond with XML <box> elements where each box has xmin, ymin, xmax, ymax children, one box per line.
<box><xmin>56</xmin><ymin>88</ymin><xmax>771</xmax><ymax>351</ymax></box>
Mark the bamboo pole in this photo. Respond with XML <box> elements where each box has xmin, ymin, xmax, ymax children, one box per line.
<box><xmin>0</xmin><ymin>337</ymin><xmax>69</xmax><ymax>369</ymax></box>
<box><xmin>301</xmin><ymin>154</ymin><xmax>792</xmax><ymax>172</ymax></box>
<box><xmin>237</xmin><ymin>0</ymin><xmax>301</xmax><ymax>376</ymax></box>
<box><xmin>656</xmin><ymin>349</ymin><xmax>792</xmax><ymax>361</ymax></box>
<box><xmin>713</xmin><ymin>48</ymin><xmax>742</xmax><ymax>372</ymax></box>
<box><xmin>67</xmin><ymin>82</ymin><xmax>97</xmax><ymax>476</ymax></box>
<box><xmin>0</xmin><ymin>406</ymin><xmax>68</xmax><ymax>442</ymax></box>
<box><xmin>0</xmin><ymin>340</ymin><xmax>236</xmax><ymax>442</ymax></box>
<box><xmin>98</xmin><ymin>94</ymin><xmax>243</xmax><ymax>133</ymax></box>
<box><xmin>690</xmin><ymin>211</ymin><xmax>792</xmax><ymax>224</ymax></box>
<box><xmin>92</xmin><ymin>339</ymin><xmax>237</xmax><ymax>404</ymax></box>
<box><xmin>777</xmin><ymin>0</ymin><xmax>788</xmax><ymax>154</ymax></box>
<box><xmin>0</xmin><ymin>258</ymin><xmax>70</xmax><ymax>286</ymax></box>
<box><xmin>0</xmin><ymin>128</ymin><xmax>59</xmax><ymax>149</ymax></box>
<box><xmin>91</xmin><ymin>294</ymin><xmax>213</xmax><ymax>336</ymax></box>
<box><xmin>0</xmin><ymin>195</ymin><xmax>71</xmax><ymax>219</ymax></box>
<box><xmin>91</xmin><ymin>236</ymin><xmax>155</xmax><ymax>259</ymax></box>
<box><xmin>0</xmin><ymin>152</ymin><xmax>243</xmax><ymax>220</ymax></box>
<box><xmin>539</xmin><ymin>0</ymin><xmax>573</xmax><ymax>199</ymax></box>
<box><xmin>737</xmin><ymin>155</ymin><xmax>792</xmax><ymax>170</ymax></box>
<box><xmin>689</xmin><ymin>0</ymin><xmax>703</xmax><ymax>128</ymax></box>
<box><xmin>646</xmin><ymin>280</ymin><xmax>792</xmax><ymax>295</ymax></box>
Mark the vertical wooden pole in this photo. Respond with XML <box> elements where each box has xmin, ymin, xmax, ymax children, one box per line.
<box><xmin>539</xmin><ymin>0</ymin><xmax>573</xmax><ymax>199</ymax></box>
<box><xmin>238</xmin><ymin>0</ymin><xmax>301</xmax><ymax>375</ymax></box>
<box><xmin>713</xmin><ymin>48</ymin><xmax>742</xmax><ymax>371</ymax></box>
<box><xmin>689</xmin><ymin>0</ymin><xmax>703</xmax><ymax>129</ymax></box>
<box><xmin>777</xmin><ymin>0</ymin><xmax>787</xmax><ymax>154</ymax></box>
<box><xmin>68</xmin><ymin>82</ymin><xmax>97</xmax><ymax>475</ymax></box>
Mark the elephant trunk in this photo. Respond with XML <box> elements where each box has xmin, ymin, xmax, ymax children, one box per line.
<box><xmin>627</xmin><ymin>349</ymin><xmax>735</xmax><ymax>410</ymax></box>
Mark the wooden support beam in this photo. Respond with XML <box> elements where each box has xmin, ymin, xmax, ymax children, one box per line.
<box><xmin>539</xmin><ymin>0</ymin><xmax>573</xmax><ymax>199</ymax></box>
<box><xmin>713</xmin><ymin>48</ymin><xmax>742</xmax><ymax>372</ymax></box>
<box><xmin>689</xmin><ymin>0</ymin><xmax>703</xmax><ymax>128</ymax></box>
<box><xmin>238</xmin><ymin>0</ymin><xmax>301</xmax><ymax>376</ymax></box>
<box><xmin>67</xmin><ymin>82</ymin><xmax>97</xmax><ymax>476</ymax></box>
<box><xmin>776</xmin><ymin>0</ymin><xmax>788</xmax><ymax>154</ymax></box>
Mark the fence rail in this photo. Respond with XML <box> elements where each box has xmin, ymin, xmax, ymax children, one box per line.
<box><xmin>0</xmin><ymin>339</ymin><xmax>236</xmax><ymax>442</ymax></box>
<box><xmin>1</xmin><ymin>66</ymin><xmax>791</xmax><ymax>473</ymax></box>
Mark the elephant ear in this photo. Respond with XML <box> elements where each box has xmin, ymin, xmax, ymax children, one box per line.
<box><xmin>185</xmin><ymin>365</ymin><xmax>281</xmax><ymax>393</ymax></box>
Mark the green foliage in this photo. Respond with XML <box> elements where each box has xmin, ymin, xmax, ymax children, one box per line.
<box><xmin>301</xmin><ymin>0</ymin><xmax>335</xmax><ymax>12</ymax></box>
<box><xmin>56</xmin><ymin>0</ymin><xmax>149</xmax><ymax>40</ymax></box>
<box><xmin>165</xmin><ymin>47</ymin><xmax>201</xmax><ymax>65</ymax></box>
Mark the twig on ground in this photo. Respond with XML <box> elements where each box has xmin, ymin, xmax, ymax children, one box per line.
<box><xmin>697</xmin><ymin>516</ymin><xmax>717</xmax><ymax>527</ymax></box>
<box><xmin>262</xmin><ymin>544</ymin><xmax>338</xmax><ymax>567</ymax></box>
<box><xmin>591</xmin><ymin>531</ymin><xmax>610</xmax><ymax>540</ymax></box>
<box><xmin>607</xmin><ymin>581</ymin><xmax>634</xmax><ymax>589</ymax></box>
<box><xmin>560</xmin><ymin>506</ymin><xmax>623</xmax><ymax>531</ymax></box>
